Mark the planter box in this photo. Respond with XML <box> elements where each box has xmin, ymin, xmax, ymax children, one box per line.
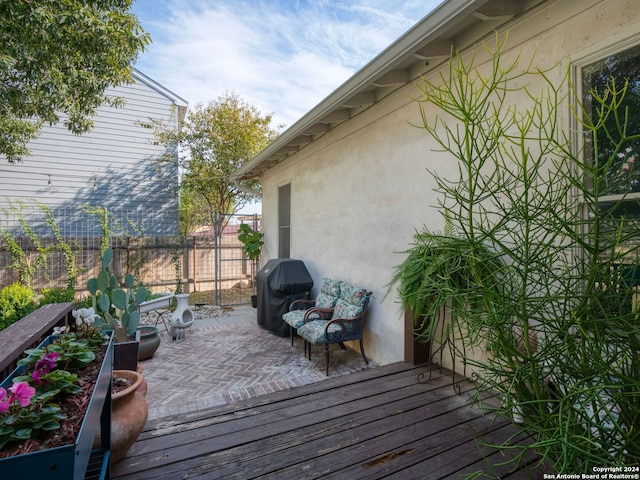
<box><xmin>0</xmin><ymin>333</ymin><xmax>114</xmax><ymax>480</ymax></box>
<box><xmin>114</xmin><ymin>330</ymin><xmax>141</xmax><ymax>371</ymax></box>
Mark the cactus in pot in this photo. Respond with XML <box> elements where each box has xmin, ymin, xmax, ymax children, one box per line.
<box><xmin>87</xmin><ymin>247</ymin><xmax>149</xmax><ymax>343</ymax></box>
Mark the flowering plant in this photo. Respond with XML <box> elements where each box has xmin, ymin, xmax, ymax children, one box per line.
<box><xmin>0</xmin><ymin>330</ymin><xmax>104</xmax><ymax>450</ymax></box>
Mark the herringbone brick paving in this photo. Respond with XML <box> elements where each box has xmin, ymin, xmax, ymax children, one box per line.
<box><xmin>139</xmin><ymin>305</ymin><xmax>377</xmax><ymax>420</ymax></box>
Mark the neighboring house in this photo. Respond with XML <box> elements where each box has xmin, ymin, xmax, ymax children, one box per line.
<box><xmin>232</xmin><ymin>0</ymin><xmax>639</xmax><ymax>367</ymax></box>
<box><xmin>0</xmin><ymin>69</ymin><xmax>188</xmax><ymax>237</ymax></box>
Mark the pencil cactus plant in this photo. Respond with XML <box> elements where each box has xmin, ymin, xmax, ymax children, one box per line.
<box><xmin>87</xmin><ymin>247</ymin><xmax>149</xmax><ymax>343</ymax></box>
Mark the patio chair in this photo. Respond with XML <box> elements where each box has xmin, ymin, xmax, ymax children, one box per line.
<box><xmin>282</xmin><ymin>278</ymin><xmax>342</xmax><ymax>345</ymax></box>
<box><xmin>296</xmin><ymin>283</ymin><xmax>372</xmax><ymax>376</ymax></box>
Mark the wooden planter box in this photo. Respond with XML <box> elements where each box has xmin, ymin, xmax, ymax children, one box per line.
<box><xmin>0</xmin><ymin>333</ymin><xmax>114</xmax><ymax>480</ymax></box>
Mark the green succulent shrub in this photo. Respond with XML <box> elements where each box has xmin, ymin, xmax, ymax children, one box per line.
<box><xmin>87</xmin><ymin>247</ymin><xmax>149</xmax><ymax>343</ymax></box>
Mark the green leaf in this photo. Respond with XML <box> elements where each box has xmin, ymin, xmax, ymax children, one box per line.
<box><xmin>135</xmin><ymin>286</ymin><xmax>149</xmax><ymax>304</ymax></box>
<box><xmin>87</xmin><ymin>277</ymin><xmax>98</xmax><ymax>296</ymax></box>
<box><xmin>41</xmin><ymin>421</ymin><xmax>62</xmax><ymax>431</ymax></box>
<box><xmin>124</xmin><ymin>273</ymin><xmax>135</xmax><ymax>288</ymax></box>
<box><xmin>97</xmin><ymin>269</ymin><xmax>110</xmax><ymax>291</ymax></box>
<box><xmin>12</xmin><ymin>428</ymin><xmax>32</xmax><ymax>440</ymax></box>
<box><xmin>112</xmin><ymin>288</ymin><xmax>127</xmax><ymax>310</ymax></box>
<box><xmin>102</xmin><ymin>248</ymin><xmax>113</xmax><ymax>270</ymax></box>
<box><xmin>40</xmin><ymin>404</ymin><xmax>61</xmax><ymax>414</ymax></box>
<box><xmin>98</xmin><ymin>292</ymin><xmax>110</xmax><ymax>313</ymax></box>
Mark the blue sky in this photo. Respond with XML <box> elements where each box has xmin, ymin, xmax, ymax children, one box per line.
<box><xmin>130</xmin><ymin>0</ymin><xmax>441</xmax><ymax>129</ymax></box>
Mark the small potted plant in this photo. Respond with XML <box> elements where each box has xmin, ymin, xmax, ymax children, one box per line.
<box><xmin>238</xmin><ymin>223</ymin><xmax>264</xmax><ymax>308</ymax></box>
<box><xmin>85</xmin><ymin>247</ymin><xmax>149</xmax><ymax>370</ymax></box>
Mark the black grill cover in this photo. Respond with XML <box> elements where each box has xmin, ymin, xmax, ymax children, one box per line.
<box><xmin>256</xmin><ymin>259</ymin><xmax>313</xmax><ymax>335</ymax></box>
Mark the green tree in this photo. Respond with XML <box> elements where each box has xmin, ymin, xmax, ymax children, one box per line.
<box><xmin>148</xmin><ymin>92</ymin><xmax>280</xmax><ymax>233</ymax></box>
<box><xmin>0</xmin><ymin>0</ymin><xmax>150</xmax><ymax>163</ymax></box>
<box><xmin>177</xmin><ymin>185</ymin><xmax>210</xmax><ymax>236</ymax></box>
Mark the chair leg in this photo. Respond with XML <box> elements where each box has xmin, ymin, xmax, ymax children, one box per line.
<box><xmin>359</xmin><ymin>338</ymin><xmax>369</xmax><ymax>365</ymax></box>
<box><xmin>289</xmin><ymin>325</ymin><xmax>294</xmax><ymax>346</ymax></box>
<box><xmin>324</xmin><ymin>343</ymin><xmax>330</xmax><ymax>376</ymax></box>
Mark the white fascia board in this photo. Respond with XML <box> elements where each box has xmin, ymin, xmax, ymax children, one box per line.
<box><xmin>132</xmin><ymin>68</ymin><xmax>189</xmax><ymax>107</ymax></box>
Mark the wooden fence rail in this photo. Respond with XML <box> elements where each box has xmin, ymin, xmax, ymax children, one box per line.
<box><xmin>0</xmin><ymin>302</ymin><xmax>74</xmax><ymax>380</ymax></box>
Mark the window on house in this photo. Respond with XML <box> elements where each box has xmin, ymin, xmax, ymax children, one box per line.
<box><xmin>582</xmin><ymin>43</ymin><xmax>640</xmax><ymax>306</ymax></box>
<box><xmin>278</xmin><ymin>183</ymin><xmax>291</xmax><ymax>258</ymax></box>
<box><xmin>582</xmin><ymin>43</ymin><xmax>640</xmax><ymax>202</ymax></box>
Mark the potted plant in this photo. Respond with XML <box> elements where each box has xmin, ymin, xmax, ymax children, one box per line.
<box><xmin>85</xmin><ymin>247</ymin><xmax>149</xmax><ymax>370</ymax></box>
<box><xmin>238</xmin><ymin>223</ymin><xmax>264</xmax><ymax>308</ymax></box>
<box><xmin>0</xmin><ymin>327</ymin><xmax>114</xmax><ymax>478</ymax></box>
<box><xmin>389</xmin><ymin>229</ymin><xmax>506</xmax><ymax>382</ymax></box>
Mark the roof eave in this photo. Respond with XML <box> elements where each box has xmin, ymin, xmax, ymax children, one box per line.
<box><xmin>231</xmin><ymin>0</ymin><xmax>523</xmax><ymax>182</ymax></box>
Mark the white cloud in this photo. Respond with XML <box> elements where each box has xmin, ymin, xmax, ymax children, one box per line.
<box><xmin>131</xmin><ymin>0</ymin><xmax>439</xmax><ymax>128</ymax></box>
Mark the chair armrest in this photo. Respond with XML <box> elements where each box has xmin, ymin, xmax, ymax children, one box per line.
<box><xmin>303</xmin><ymin>307</ymin><xmax>334</xmax><ymax>321</ymax></box>
<box><xmin>289</xmin><ymin>299</ymin><xmax>316</xmax><ymax>311</ymax></box>
<box><xmin>324</xmin><ymin>314</ymin><xmax>365</xmax><ymax>341</ymax></box>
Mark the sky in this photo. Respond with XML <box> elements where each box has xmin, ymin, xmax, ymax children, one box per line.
<box><xmin>130</xmin><ymin>0</ymin><xmax>442</xmax><ymax>129</ymax></box>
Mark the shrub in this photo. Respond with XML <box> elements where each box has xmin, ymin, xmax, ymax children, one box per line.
<box><xmin>38</xmin><ymin>287</ymin><xmax>75</xmax><ymax>306</ymax></box>
<box><xmin>0</xmin><ymin>283</ymin><xmax>36</xmax><ymax>330</ymax></box>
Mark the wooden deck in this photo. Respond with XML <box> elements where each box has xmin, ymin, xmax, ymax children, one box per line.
<box><xmin>113</xmin><ymin>362</ymin><xmax>547</xmax><ymax>479</ymax></box>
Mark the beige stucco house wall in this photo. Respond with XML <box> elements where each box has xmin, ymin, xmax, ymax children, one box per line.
<box><xmin>233</xmin><ymin>0</ymin><xmax>640</xmax><ymax>368</ymax></box>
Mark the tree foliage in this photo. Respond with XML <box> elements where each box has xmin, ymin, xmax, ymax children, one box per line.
<box><xmin>149</xmin><ymin>92</ymin><xmax>280</xmax><ymax>233</ymax></box>
<box><xmin>0</xmin><ymin>0</ymin><xmax>150</xmax><ymax>163</ymax></box>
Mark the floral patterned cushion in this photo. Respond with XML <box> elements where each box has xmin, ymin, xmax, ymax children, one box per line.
<box><xmin>330</xmin><ymin>284</ymin><xmax>370</xmax><ymax>320</ymax></box>
<box><xmin>282</xmin><ymin>309</ymin><xmax>320</xmax><ymax>329</ymax></box>
<box><xmin>315</xmin><ymin>292</ymin><xmax>338</xmax><ymax>309</ymax></box>
<box><xmin>320</xmin><ymin>278</ymin><xmax>342</xmax><ymax>298</ymax></box>
<box><xmin>297</xmin><ymin>320</ymin><xmax>343</xmax><ymax>344</ymax></box>
<box><xmin>339</xmin><ymin>283</ymin><xmax>369</xmax><ymax>308</ymax></box>
<box><xmin>331</xmin><ymin>299</ymin><xmax>363</xmax><ymax>320</ymax></box>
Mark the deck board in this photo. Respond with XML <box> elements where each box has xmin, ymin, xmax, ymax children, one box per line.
<box><xmin>113</xmin><ymin>362</ymin><xmax>549</xmax><ymax>479</ymax></box>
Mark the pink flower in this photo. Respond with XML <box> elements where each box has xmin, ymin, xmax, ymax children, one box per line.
<box><xmin>0</xmin><ymin>387</ymin><xmax>9</xmax><ymax>413</ymax></box>
<box><xmin>8</xmin><ymin>382</ymin><xmax>36</xmax><ymax>408</ymax></box>
<box><xmin>32</xmin><ymin>352</ymin><xmax>59</xmax><ymax>384</ymax></box>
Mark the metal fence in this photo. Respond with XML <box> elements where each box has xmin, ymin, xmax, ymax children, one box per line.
<box><xmin>0</xmin><ymin>209</ymin><xmax>261</xmax><ymax>307</ymax></box>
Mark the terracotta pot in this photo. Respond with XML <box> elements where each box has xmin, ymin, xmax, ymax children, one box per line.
<box><xmin>111</xmin><ymin>370</ymin><xmax>148</xmax><ymax>464</ymax></box>
<box><xmin>136</xmin><ymin>364</ymin><xmax>148</xmax><ymax>397</ymax></box>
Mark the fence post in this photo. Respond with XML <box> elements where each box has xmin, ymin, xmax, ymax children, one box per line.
<box><xmin>214</xmin><ymin>212</ymin><xmax>221</xmax><ymax>306</ymax></box>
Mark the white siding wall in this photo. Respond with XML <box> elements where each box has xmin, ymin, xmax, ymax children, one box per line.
<box><xmin>0</xmin><ymin>75</ymin><xmax>183</xmax><ymax>236</ymax></box>
<box><xmin>259</xmin><ymin>0</ymin><xmax>640</xmax><ymax>366</ymax></box>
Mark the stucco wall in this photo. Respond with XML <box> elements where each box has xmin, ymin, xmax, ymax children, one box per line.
<box><xmin>259</xmin><ymin>0</ymin><xmax>640</xmax><ymax>366</ymax></box>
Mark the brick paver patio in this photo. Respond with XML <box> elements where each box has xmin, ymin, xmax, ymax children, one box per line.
<box><xmin>139</xmin><ymin>305</ymin><xmax>377</xmax><ymax>420</ymax></box>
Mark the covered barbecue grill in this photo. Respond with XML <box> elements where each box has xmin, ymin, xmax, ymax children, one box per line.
<box><xmin>256</xmin><ymin>259</ymin><xmax>313</xmax><ymax>336</ymax></box>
